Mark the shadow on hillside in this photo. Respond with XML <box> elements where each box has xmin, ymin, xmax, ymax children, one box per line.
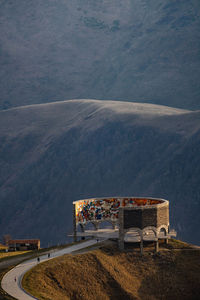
<box><xmin>91</xmin><ymin>254</ymin><xmax>137</xmax><ymax>300</ymax></box>
<box><xmin>138</xmin><ymin>250</ymin><xmax>200</xmax><ymax>300</ymax></box>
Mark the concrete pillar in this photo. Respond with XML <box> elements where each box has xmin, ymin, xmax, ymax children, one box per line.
<box><xmin>155</xmin><ymin>239</ymin><xmax>159</xmax><ymax>252</ymax></box>
<box><xmin>73</xmin><ymin>204</ymin><xmax>77</xmax><ymax>242</ymax></box>
<box><xmin>118</xmin><ymin>208</ymin><xmax>124</xmax><ymax>251</ymax></box>
<box><xmin>140</xmin><ymin>238</ymin><xmax>143</xmax><ymax>256</ymax></box>
<box><xmin>94</xmin><ymin>222</ymin><xmax>99</xmax><ymax>231</ymax></box>
<box><xmin>119</xmin><ymin>238</ymin><xmax>124</xmax><ymax>251</ymax></box>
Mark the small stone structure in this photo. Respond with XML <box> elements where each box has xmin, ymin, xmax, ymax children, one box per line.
<box><xmin>73</xmin><ymin>197</ymin><xmax>176</xmax><ymax>253</ymax></box>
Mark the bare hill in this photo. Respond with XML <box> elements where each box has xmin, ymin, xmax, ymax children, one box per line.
<box><xmin>0</xmin><ymin>100</ymin><xmax>200</xmax><ymax>245</ymax></box>
<box><xmin>0</xmin><ymin>0</ymin><xmax>200</xmax><ymax>110</ymax></box>
<box><xmin>22</xmin><ymin>242</ymin><xmax>200</xmax><ymax>300</ymax></box>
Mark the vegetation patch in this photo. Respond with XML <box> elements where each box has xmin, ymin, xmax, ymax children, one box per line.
<box><xmin>164</xmin><ymin>238</ymin><xmax>195</xmax><ymax>249</ymax></box>
<box><xmin>0</xmin><ymin>251</ymin><xmax>32</xmax><ymax>261</ymax></box>
<box><xmin>83</xmin><ymin>17</ymin><xmax>107</xmax><ymax>29</ymax></box>
<box><xmin>0</xmin><ymin>244</ymin><xmax>7</xmax><ymax>250</ymax></box>
<box><xmin>22</xmin><ymin>240</ymin><xmax>200</xmax><ymax>300</ymax></box>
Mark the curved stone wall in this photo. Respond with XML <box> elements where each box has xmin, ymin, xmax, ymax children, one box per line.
<box><xmin>73</xmin><ymin>197</ymin><xmax>167</xmax><ymax>226</ymax></box>
<box><xmin>73</xmin><ymin>197</ymin><xmax>173</xmax><ymax>252</ymax></box>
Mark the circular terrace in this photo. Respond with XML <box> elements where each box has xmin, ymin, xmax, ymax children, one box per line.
<box><xmin>72</xmin><ymin>197</ymin><xmax>176</xmax><ymax>253</ymax></box>
<box><xmin>73</xmin><ymin>197</ymin><xmax>167</xmax><ymax>229</ymax></box>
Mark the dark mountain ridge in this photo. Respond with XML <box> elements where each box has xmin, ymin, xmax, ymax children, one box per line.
<box><xmin>0</xmin><ymin>100</ymin><xmax>199</xmax><ymax>246</ymax></box>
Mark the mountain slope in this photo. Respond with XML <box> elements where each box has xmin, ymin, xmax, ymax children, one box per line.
<box><xmin>0</xmin><ymin>100</ymin><xmax>199</xmax><ymax>245</ymax></box>
<box><xmin>0</xmin><ymin>0</ymin><xmax>200</xmax><ymax>110</ymax></box>
<box><xmin>22</xmin><ymin>243</ymin><xmax>200</xmax><ymax>300</ymax></box>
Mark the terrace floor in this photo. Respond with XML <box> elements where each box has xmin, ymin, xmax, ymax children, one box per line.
<box><xmin>76</xmin><ymin>228</ymin><xmax>176</xmax><ymax>242</ymax></box>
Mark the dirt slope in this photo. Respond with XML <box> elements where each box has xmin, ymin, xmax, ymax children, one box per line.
<box><xmin>23</xmin><ymin>242</ymin><xmax>200</xmax><ymax>300</ymax></box>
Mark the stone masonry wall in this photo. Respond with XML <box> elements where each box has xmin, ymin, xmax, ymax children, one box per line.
<box><xmin>157</xmin><ymin>204</ymin><xmax>169</xmax><ymax>227</ymax></box>
<box><xmin>123</xmin><ymin>203</ymin><xmax>169</xmax><ymax>230</ymax></box>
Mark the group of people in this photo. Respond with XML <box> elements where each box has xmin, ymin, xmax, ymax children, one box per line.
<box><xmin>37</xmin><ymin>253</ymin><xmax>50</xmax><ymax>263</ymax></box>
<box><xmin>14</xmin><ymin>253</ymin><xmax>51</xmax><ymax>283</ymax></box>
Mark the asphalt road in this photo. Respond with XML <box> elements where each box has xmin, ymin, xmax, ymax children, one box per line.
<box><xmin>1</xmin><ymin>239</ymin><xmax>98</xmax><ymax>300</ymax></box>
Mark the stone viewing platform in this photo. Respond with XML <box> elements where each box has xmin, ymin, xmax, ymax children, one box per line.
<box><xmin>73</xmin><ymin>197</ymin><xmax>176</xmax><ymax>253</ymax></box>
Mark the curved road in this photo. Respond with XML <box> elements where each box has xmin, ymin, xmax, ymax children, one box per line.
<box><xmin>1</xmin><ymin>239</ymin><xmax>98</xmax><ymax>300</ymax></box>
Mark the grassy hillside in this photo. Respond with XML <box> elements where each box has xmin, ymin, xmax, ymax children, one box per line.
<box><xmin>22</xmin><ymin>240</ymin><xmax>200</xmax><ymax>300</ymax></box>
<box><xmin>0</xmin><ymin>244</ymin><xmax>7</xmax><ymax>251</ymax></box>
<box><xmin>0</xmin><ymin>100</ymin><xmax>200</xmax><ymax>246</ymax></box>
<box><xmin>0</xmin><ymin>0</ymin><xmax>200</xmax><ymax>110</ymax></box>
<box><xmin>0</xmin><ymin>251</ymin><xmax>31</xmax><ymax>260</ymax></box>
